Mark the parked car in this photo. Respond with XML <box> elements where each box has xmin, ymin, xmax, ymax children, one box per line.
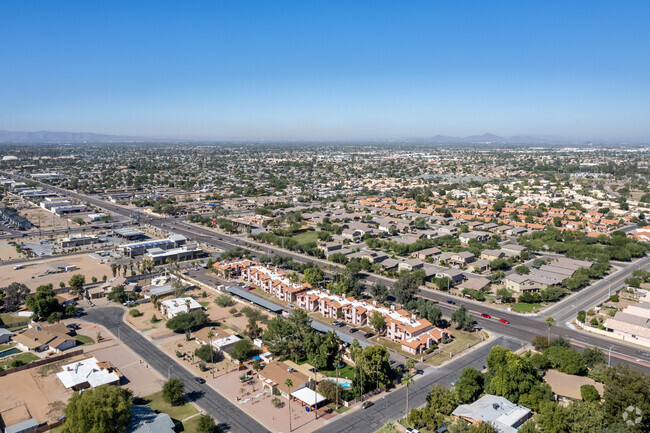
<box><xmin>481</xmin><ymin>313</ymin><xmax>491</xmax><ymax>319</ymax></box>
<box><xmin>361</xmin><ymin>401</ymin><xmax>374</xmax><ymax>409</ymax></box>
<box><xmin>333</xmin><ymin>321</ymin><xmax>345</xmax><ymax>327</ymax></box>
<box><xmin>499</xmin><ymin>318</ymin><xmax>510</xmax><ymax>324</ymax></box>
<box><xmin>349</xmin><ymin>328</ymin><xmax>358</xmax><ymax>333</ymax></box>
<box><xmin>363</xmin><ymin>332</ymin><xmax>374</xmax><ymax>338</ymax></box>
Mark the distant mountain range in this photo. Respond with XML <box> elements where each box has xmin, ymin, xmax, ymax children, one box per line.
<box><xmin>0</xmin><ymin>129</ymin><xmax>645</xmax><ymax>145</ymax></box>
<box><xmin>407</xmin><ymin>133</ymin><xmax>586</xmax><ymax>144</ymax></box>
<box><xmin>0</xmin><ymin>130</ymin><xmax>153</xmax><ymax>143</ymax></box>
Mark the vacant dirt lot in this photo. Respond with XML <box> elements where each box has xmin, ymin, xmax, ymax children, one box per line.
<box><xmin>0</xmin><ymin>356</ymin><xmax>80</xmax><ymax>426</ymax></box>
<box><xmin>20</xmin><ymin>206</ymin><xmax>78</xmax><ymax>231</ymax></box>
<box><xmin>0</xmin><ymin>254</ymin><xmax>112</xmax><ymax>291</ymax></box>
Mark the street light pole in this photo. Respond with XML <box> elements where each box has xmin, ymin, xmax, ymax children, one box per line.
<box><xmin>608</xmin><ymin>345</ymin><xmax>614</xmax><ymax>367</ymax></box>
<box><xmin>168</xmin><ymin>365</ymin><xmax>172</xmax><ymax>379</ymax></box>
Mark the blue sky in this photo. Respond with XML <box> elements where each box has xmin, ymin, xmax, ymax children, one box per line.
<box><xmin>1</xmin><ymin>1</ymin><xmax>649</xmax><ymax>140</ymax></box>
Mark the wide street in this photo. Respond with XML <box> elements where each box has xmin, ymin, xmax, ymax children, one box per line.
<box><xmin>315</xmin><ymin>336</ymin><xmax>523</xmax><ymax>433</ymax></box>
<box><xmin>81</xmin><ymin>306</ymin><xmax>270</xmax><ymax>433</ymax></box>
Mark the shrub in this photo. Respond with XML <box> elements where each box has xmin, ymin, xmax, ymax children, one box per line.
<box><xmin>129</xmin><ymin>309</ymin><xmax>142</xmax><ymax>317</ymax></box>
<box><xmin>577</xmin><ymin>310</ymin><xmax>586</xmax><ymax>323</ymax></box>
<box><xmin>609</xmin><ymin>294</ymin><xmax>619</xmax><ymax>302</ymax></box>
<box><xmin>150</xmin><ymin>314</ymin><xmax>160</xmax><ymax>323</ymax></box>
<box><xmin>271</xmin><ymin>397</ymin><xmax>284</xmax><ymax>408</ymax></box>
<box><xmin>215</xmin><ymin>294</ymin><xmax>235</xmax><ymax>307</ymax></box>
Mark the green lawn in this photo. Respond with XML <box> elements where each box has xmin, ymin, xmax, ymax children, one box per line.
<box><xmin>0</xmin><ymin>352</ymin><xmax>40</xmax><ymax>370</ymax></box>
<box><xmin>292</xmin><ymin>231</ymin><xmax>320</xmax><ymax>246</ymax></box>
<box><xmin>319</xmin><ymin>363</ymin><xmax>356</xmax><ymax>380</ymax></box>
<box><xmin>75</xmin><ymin>334</ymin><xmax>95</xmax><ymax>346</ymax></box>
<box><xmin>179</xmin><ymin>415</ymin><xmax>201</xmax><ymax>432</ymax></box>
<box><xmin>0</xmin><ymin>343</ymin><xmax>15</xmax><ymax>351</ymax></box>
<box><xmin>0</xmin><ymin>313</ymin><xmax>28</xmax><ymax>325</ymax></box>
<box><xmin>425</xmin><ymin>330</ymin><xmax>483</xmax><ymax>366</ymax></box>
<box><xmin>144</xmin><ymin>391</ymin><xmax>198</xmax><ymax>422</ymax></box>
<box><xmin>513</xmin><ymin>303</ymin><xmax>541</xmax><ymax>313</ymax></box>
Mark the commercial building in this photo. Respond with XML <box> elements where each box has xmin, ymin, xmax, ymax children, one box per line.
<box><xmin>0</xmin><ymin>207</ymin><xmax>33</xmax><ymax>230</ymax></box>
<box><xmin>59</xmin><ymin>234</ymin><xmax>99</xmax><ymax>248</ymax></box>
<box><xmin>144</xmin><ymin>243</ymin><xmax>203</xmax><ymax>265</ymax></box>
<box><xmin>121</xmin><ymin>234</ymin><xmax>186</xmax><ymax>257</ymax></box>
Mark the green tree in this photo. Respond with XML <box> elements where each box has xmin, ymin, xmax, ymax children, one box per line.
<box><xmin>544</xmin><ymin>346</ymin><xmax>586</xmax><ymax>375</ymax></box>
<box><xmin>582</xmin><ymin>347</ymin><xmax>606</xmax><ymax>368</ymax></box>
<box><xmin>603</xmin><ymin>365</ymin><xmax>650</xmax><ymax>432</ymax></box>
<box><xmin>485</xmin><ymin>346</ymin><xmax>540</xmax><ymax>404</ymax></box>
<box><xmin>214</xmin><ymin>294</ymin><xmax>234</xmax><ymax>307</ymax></box>
<box><xmin>536</xmin><ymin>401</ymin><xmax>568</xmax><ymax>433</ymax></box>
<box><xmin>63</xmin><ymin>385</ymin><xmax>133</xmax><ymax>433</ymax></box>
<box><xmin>426</xmin><ymin>384</ymin><xmax>458</xmax><ymax>415</ymax></box>
<box><xmin>371</xmin><ymin>283</ymin><xmax>389</xmax><ymax>303</ymax></box>
<box><xmin>196</xmin><ymin>414</ymin><xmax>219</xmax><ymax>433</ymax></box>
<box><xmin>456</xmin><ymin>367</ymin><xmax>484</xmax><ymax>403</ymax></box>
<box><xmin>68</xmin><ymin>274</ymin><xmax>86</xmax><ymax>295</ymax></box>
<box><xmin>229</xmin><ymin>338</ymin><xmax>256</xmax><ymax>361</ymax></box>
<box><xmin>162</xmin><ymin>378</ymin><xmax>185</xmax><ymax>406</ymax></box>
<box><xmin>402</xmin><ymin>372</ymin><xmax>414</xmax><ymax>417</ymax></box>
<box><xmin>285</xmin><ymin>378</ymin><xmax>293</xmax><ymax>432</ymax></box>
<box><xmin>25</xmin><ymin>284</ymin><xmax>61</xmax><ymax>321</ymax></box>
<box><xmin>580</xmin><ymin>384</ymin><xmax>600</xmax><ymax>402</ymax></box>
<box><xmin>303</xmin><ymin>266</ymin><xmax>325</xmax><ymax>287</ymax></box>
<box><xmin>451</xmin><ymin>305</ymin><xmax>473</xmax><ymax>331</ymax></box>
<box><xmin>369</xmin><ymin>311</ymin><xmax>386</xmax><ymax>333</ymax></box>
<box><xmin>195</xmin><ymin>344</ymin><xmax>216</xmax><ymax>363</ymax></box>
<box><xmin>0</xmin><ymin>282</ymin><xmax>29</xmax><ymax>312</ymax></box>
<box><xmin>545</xmin><ymin>316</ymin><xmax>555</xmax><ymax>342</ymax></box>
<box><xmin>392</xmin><ymin>271</ymin><xmax>420</xmax><ymax>305</ymax></box>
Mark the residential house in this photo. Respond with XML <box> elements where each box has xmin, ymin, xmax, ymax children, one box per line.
<box><xmin>56</xmin><ymin>357</ymin><xmax>122</xmax><ymax>390</ymax></box>
<box><xmin>544</xmin><ymin>369</ymin><xmax>604</xmax><ymax>403</ymax></box>
<box><xmin>412</xmin><ymin>247</ymin><xmax>442</xmax><ymax>261</ymax></box>
<box><xmin>452</xmin><ymin>395</ymin><xmax>531</xmax><ymax>433</ymax></box>
<box><xmin>257</xmin><ymin>361</ymin><xmax>309</xmax><ymax>400</ymax></box>
<box><xmin>159</xmin><ymin>297</ymin><xmax>203</xmax><ymax>319</ymax></box>
<box><xmin>459</xmin><ymin>231</ymin><xmax>491</xmax><ymax>244</ymax></box>
<box><xmin>13</xmin><ymin>323</ymin><xmax>76</xmax><ymax>353</ymax></box>
<box><xmin>398</xmin><ymin>259</ymin><xmax>424</xmax><ymax>272</ymax></box>
<box><xmin>127</xmin><ymin>406</ymin><xmax>175</xmax><ymax>433</ymax></box>
<box><xmin>480</xmin><ymin>249</ymin><xmax>506</xmax><ymax>261</ymax></box>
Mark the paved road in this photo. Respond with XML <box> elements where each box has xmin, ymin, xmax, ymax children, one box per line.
<box><xmin>315</xmin><ymin>336</ymin><xmax>523</xmax><ymax>433</ymax></box>
<box><xmin>81</xmin><ymin>306</ymin><xmax>270</xmax><ymax>433</ymax></box>
<box><xmin>415</xmin><ymin>291</ymin><xmax>650</xmax><ymax>374</ymax></box>
<box><xmin>9</xmin><ymin>172</ymin><xmax>650</xmax><ymax>371</ymax></box>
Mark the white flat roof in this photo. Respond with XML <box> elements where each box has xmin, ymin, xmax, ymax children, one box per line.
<box><xmin>161</xmin><ymin>297</ymin><xmax>202</xmax><ymax>316</ymax></box>
<box><xmin>56</xmin><ymin>357</ymin><xmax>119</xmax><ymax>389</ymax></box>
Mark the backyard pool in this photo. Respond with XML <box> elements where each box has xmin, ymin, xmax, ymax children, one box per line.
<box><xmin>0</xmin><ymin>348</ymin><xmax>21</xmax><ymax>359</ymax></box>
<box><xmin>323</xmin><ymin>378</ymin><xmax>353</xmax><ymax>388</ymax></box>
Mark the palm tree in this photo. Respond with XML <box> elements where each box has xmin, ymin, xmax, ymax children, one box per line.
<box><xmin>383</xmin><ymin>422</ymin><xmax>398</xmax><ymax>433</ymax></box>
<box><xmin>545</xmin><ymin>316</ymin><xmax>555</xmax><ymax>342</ymax></box>
<box><xmin>284</xmin><ymin>378</ymin><xmax>293</xmax><ymax>432</ymax></box>
<box><xmin>207</xmin><ymin>331</ymin><xmax>214</xmax><ymax>363</ymax></box>
<box><xmin>402</xmin><ymin>372</ymin><xmax>414</xmax><ymax>417</ymax></box>
<box><xmin>405</xmin><ymin>358</ymin><xmax>415</xmax><ymax>374</ymax></box>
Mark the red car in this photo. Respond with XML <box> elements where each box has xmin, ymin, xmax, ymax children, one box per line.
<box><xmin>499</xmin><ymin>318</ymin><xmax>510</xmax><ymax>324</ymax></box>
<box><xmin>481</xmin><ymin>313</ymin><xmax>491</xmax><ymax>319</ymax></box>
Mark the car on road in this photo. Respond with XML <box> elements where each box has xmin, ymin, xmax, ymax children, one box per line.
<box><xmin>361</xmin><ymin>401</ymin><xmax>374</xmax><ymax>409</ymax></box>
<box><xmin>194</xmin><ymin>377</ymin><xmax>206</xmax><ymax>384</ymax></box>
<box><xmin>635</xmin><ymin>350</ymin><xmax>650</xmax><ymax>358</ymax></box>
<box><xmin>446</xmin><ymin>300</ymin><xmax>456</xmax><ymax>305</ymax></box>
<box><xmin>363</xmin><ymin>332</ymin><xmax>374</xmax><ymax>338</ymax></box>
<box><xmin>499</xmin><ymin>318</ymin><xmax>510</xmax><ymax>324</ymax></box>
<box><xmin>481</xmin><ymin>313</ymin><xmax>491</xmax><ymax>319</ymax></box>
<box><xmin>349</xmin><ymin>328</ymin><xmax>358</xmax><ymax>333</ymax></box>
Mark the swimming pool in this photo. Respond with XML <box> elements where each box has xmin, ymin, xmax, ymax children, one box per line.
<box><xmin>0</xmin><ymin>348</ymin><xmax>21</xmax><ymax>359</ymax></box>
<box><xmin>323</xmin><ymin>378</ymin><xmax>353</xmax><ymax>389</ymax></box>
